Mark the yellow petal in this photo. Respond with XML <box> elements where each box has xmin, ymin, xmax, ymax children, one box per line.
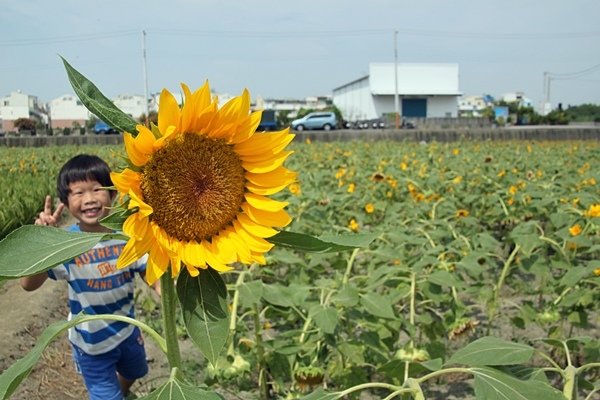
<box><xmin>158</xmin><ymin>89</ymin><xmax>181</xmax><ymax>135</ymax></box>
<box><xmin>128</xmin><ymin>189</ymin><xmax>153</xmax><ymax>217</ymax></box>
<box><xmin>222</xmin><ymin>227</ymin><xmax>253</xmax><ymax>264</ymax></box>
<box><xmin>236</xmin><ymin>214</ymin><xmax>278</xmax><ymax>238</ymax></box>
<box><xmin>250</xmin><ymin>251</ymin><xmax>266</xmax><ymax>265</ymax></box>
<box><xmin>202</xmin><ymin>240</ymin><xmax>233</xmax><ymax>272</ymax></box>
<box><xmin>145</xmin><ymin>246</ymin><xmax>170</xmax><ymax>285</ymax></box>
<box><xmin>181</xmin><ymin>240</ymin><xmax>207</xmax><ymax>268</ymax></box>
<box><xmin>245</xmin><ymin>181</ymin><xmax>291</xmax><ymax>196</ymax></box>
<box><xmin>184</xmin><ymin>263</ymin><xmax>200</xmax><ymax>277</ymax></box>
<box><xmin>180</xmin><ymin>83</ymin><xmax>195</xmax><ymax>134</ymax></box>
<box><xmin>245</xmin><ymin>193</ymin><xmax>288</xmax><ymax>212</ymax></box>
<box><xmin>117</xmin><ymin>237</ymin><xmax>150</xmax><ymax>270</ymax></box>
<box><xmin>229</xmin><ymin>111</ymin><xmax>261</xmax><ymax>144</ymax></box>
<box><xmin>123</xmin><ymin>133</ymin><xmax>148</xmax><ymax>167</ymax></box>
<box><xmin>134</xmin><ymin>125</ymin><xmax>157</xmax><ymax>155</ymax></box>
<box><xmin>245</xmin><ymin>166</ymin><xmax>297</xmax><ymax>187</ymax></box>
<box><xmin>232</xmin><ymin>220</ymin><xmax>274</xmax><ymax>253</ymax></box>
<box><xmin>242</xmin><ymin>150</ymin><xmax>293</xmax><ymax>174</ymax></box>
<box><xmin>241</xmin><ymin>203</ymin><xmax>291</xmax><ymax>227</ymax></box>
<box><xmin>234</xmin><ymin>130</ymin><xmax>294</xmax><ymax>157</ymax></box>
<box><xmin>110</xmin><ymin>169</ymin><xmax>142</xmax><ymax>199</ymax></box>
<box><xmin>123</xmin><ymin>212</ymin><xmax>150</xmax><ymax>240</ymax></box>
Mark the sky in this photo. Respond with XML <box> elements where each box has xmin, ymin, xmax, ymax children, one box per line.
<box><xmin>1</xmin><ymin>0</ymin><xmax>599</xmax><ymax>110</ymax></box>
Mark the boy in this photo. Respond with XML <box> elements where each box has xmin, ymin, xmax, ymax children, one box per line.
<box><xmin>21</xmin><ymin>154</ymin><xmax>150</xmax><ymax>400</ymax></box>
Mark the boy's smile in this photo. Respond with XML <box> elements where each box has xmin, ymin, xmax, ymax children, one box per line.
<box><xmin>66</xmin><ymin>180</ymin><xmax>114</xmax><ymax>232</ymax></box>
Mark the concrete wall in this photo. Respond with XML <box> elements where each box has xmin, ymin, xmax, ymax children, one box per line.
<box><xmin>2</xmin><ymin>127</ymin><xmax>600</xmax><ymax>147</ymax></box>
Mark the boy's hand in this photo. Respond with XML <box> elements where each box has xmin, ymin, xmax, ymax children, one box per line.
<box><xmin>35</xmin><ymin>195</ymin><xmax>65</xmax><ymax>227</ymax></box>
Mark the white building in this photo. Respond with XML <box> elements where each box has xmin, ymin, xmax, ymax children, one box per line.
<box><xmin>113</xmin><ymin>94</ymin><xmax>150</xmax><ymax>119</ymax></box>
<box><xmin>458</xmin><ymin>95</ymin><xmax>494</xmax><ymax>117</ymax></box>
<box><xmin>48</xmin><ymin>95</ymin><xmax>90</xmax><ymax>129</ymax></box>
<box><xmin>501</xmin><ymin>92</ymin><xmax>533</xmax><ymax>108</ymax></box>
<box><xmin>333</xmin><ymin>63</ymin><xmax>461</xmax><ymax>122</ymax></box>
<box><xmin>0</xmin><ymin>91</ymin><xmax>44</xmax><ymax>132</ymax></box>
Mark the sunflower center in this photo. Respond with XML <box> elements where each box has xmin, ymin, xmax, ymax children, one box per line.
<box><xmin>141</xmin><ymin>133</ymin><xmax>246</xmax><ymax>242</ymax></box>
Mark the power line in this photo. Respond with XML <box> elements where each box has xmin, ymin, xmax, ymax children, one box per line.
<box><xmin>547</xmin><ymin>63</ymin><xmax>600</xmax><ymax>78</ymax></box>
<box><xmin>2</xmin><ymin>27</ymin><xmax>598</xmax><ymax>47</ymax></box>
<box><xmin>148</xmin><ymin>28</ymin><xmax>600</xmax><ymax>40</ymax></box>
<box><xmin>0</xmin><ymin>30</ymin><xmax>139</xmax><ymax>47</ymax></box>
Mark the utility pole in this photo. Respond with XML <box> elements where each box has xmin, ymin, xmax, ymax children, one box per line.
<box><xmin>142</xmin><ymin>30</ymin><xmax>150</xmax><ymax>124</ymax></box>
<box><xmin>542</xmin><ymin>71</ymin><xmax>551</xmax><ymax>116</ymax></box>
<box><xmin>394</xmin><ymin>30</ymin><xmax>400</xmax><ymax>129</ymax></box>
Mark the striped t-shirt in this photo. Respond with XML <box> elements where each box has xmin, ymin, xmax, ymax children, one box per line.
<box><xmin>48</xmin><ymin>224</ymin><xmax>147</xmax><ymax>355</ymax></box>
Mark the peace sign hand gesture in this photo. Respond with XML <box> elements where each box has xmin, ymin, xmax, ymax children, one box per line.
<box><xmin>35</xmin><ymin>195</ymin><xmax>65</xmax><ymax>227</ymax></box>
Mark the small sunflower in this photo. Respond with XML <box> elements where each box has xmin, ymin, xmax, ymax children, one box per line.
<box><xmin>111</xmin><ymin>82</ymin><xmax>296</xmax><ymax>284</ymax></box>
<box><xmin>364</xmin><ymin>203</ymin><xmax>375</xmax><ymax>214</ymax></box>
<box><xmin>569</xmin><ymin>224</ymin><xmax>582</xmax><ymax>236</ymax></box>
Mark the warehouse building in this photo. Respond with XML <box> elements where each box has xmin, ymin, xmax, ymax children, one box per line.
<box><xmin>332</xmin><ymin>63</ymin><xmax>461</xmax><ymax>123</ymax></box>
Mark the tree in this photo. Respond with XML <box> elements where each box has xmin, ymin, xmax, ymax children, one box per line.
<box><xmin>13</xmin><ymin>118</ymin><xmax>36</xmax><ymax>133</ymax></box>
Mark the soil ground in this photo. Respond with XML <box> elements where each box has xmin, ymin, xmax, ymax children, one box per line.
<box><xmin>0</xmin><ymin>277</ymin><xmax>191</xmax><ymax>400</ymax></box>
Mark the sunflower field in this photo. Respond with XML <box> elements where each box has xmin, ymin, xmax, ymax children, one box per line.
<box><xmin>1</xmin><ymin>139</ymin><xmax>599</xmax><ymax>399</ymax></box>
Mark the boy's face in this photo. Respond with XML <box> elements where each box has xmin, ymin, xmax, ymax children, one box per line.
<box><xmin>66</xmin><ymin>180</ymin><xmax>114</xmax><ymax>232</ymax></box>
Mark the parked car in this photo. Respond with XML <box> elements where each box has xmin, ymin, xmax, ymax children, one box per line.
<box><xmin>291</xmin><ymin>112</ymin><xmax>337</xmax><ymax>131</ymax></box>
<box><xmin>94</xmin><ymin>120</ymin><xmax>117</xmax><ymax>134</ymax></box>
<box><xmin>257</xmin><ymin>109</ymin><xmax>277</xmax><ymax>131</ymax></box>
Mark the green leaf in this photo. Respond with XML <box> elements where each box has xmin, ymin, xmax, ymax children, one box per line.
<box><xmin>360</xmin><ymin>293</ymin><xmax>396</xmax><ymax>319</ymax></box>
<box><xmin>61</xmin><ymin>57</ymin><xmax>138</xmax><ymax>134</ymax></box>
<box><xmin>560</xmin><ymin>266</ymin><xmax>594</xmax><ymax>287</ymax></box>
<box><xmin>267</xmin><ymin>231</ymin><xmax>377</xmax><ymax>253</ymax></box>
<box><xmin>137</xmin><ymin>372</ymin><xmax>223</xmax><ymax>399</ymax></box>
<box><xmin>471</xmin><ymin>366</ymin><xmax>564</xmax><ymax>400</ymax></box>
<box><xmin>100</xmin><ymin>206</ymin><xmax>134</xmax><ymax>231</ymax></box>
<box><xmin>309</xmin><ymin>305</ymin><xmax>338</xmax><ymax>334</ymax></box>
<box><xmin>331</xmin><ymin>286</ymin><xmax>359</xmax><ymax>307</ymax></box>
<box><xmin>446</xmin><ymin>336</ymin><xmax>534</xmax><ymax>367</ymax></box>
<box><xmin>176</xmin><ymin>268</ymin><xmax>229</xmax><ymax>367</ymax></box>
<box><xmin>262</xmin><ymin>283</ymin><xmax>295</xmax><ymax>307</ymax></box>
<box><xmin>237</xmin><ymin>280</ymin><xmax>263</xmax><ymax>307</ymax></box>
<box><xmin>0</xmin><ymin>225</ymin><xmax>124</xmax><ymax>278</ymax></box>
<box><xmin>427</xmin><ymin>270</ymin><xmax>465</xmax><ymax>288</ymax></box>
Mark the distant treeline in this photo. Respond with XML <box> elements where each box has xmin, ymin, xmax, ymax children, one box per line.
<box><xmin>565</xmin><ymin>103</ymin><xmax>600</xmax><ymax>122</ymax></box>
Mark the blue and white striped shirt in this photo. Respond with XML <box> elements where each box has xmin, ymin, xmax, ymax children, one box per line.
<box><xmin>48</xmin><ymin>224</ymin><xmax>147</xmax><ymax>355</ymax></box>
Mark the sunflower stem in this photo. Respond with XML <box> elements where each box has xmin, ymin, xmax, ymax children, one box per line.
<box><xmin>160</xmin><ymin>268</ymin><xmax>182</xmax><ymax>372</ymax></box>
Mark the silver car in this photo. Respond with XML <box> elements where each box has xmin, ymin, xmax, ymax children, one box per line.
<box><xmin>291</xmin><ymin>112</ymin><xmax>337</xmax><ymax>131</ymax></box>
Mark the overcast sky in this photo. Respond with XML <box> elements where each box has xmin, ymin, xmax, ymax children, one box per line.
<box><xmin>1</xmin><ymin>0</ymin><xmax>599</xmax><ymax>109</ymax></box>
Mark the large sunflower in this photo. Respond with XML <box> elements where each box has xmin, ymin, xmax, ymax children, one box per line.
<box><xmin>110</xmin><ymin>82</ymin><xmax>295</xmax><ymax>284</ymax></box>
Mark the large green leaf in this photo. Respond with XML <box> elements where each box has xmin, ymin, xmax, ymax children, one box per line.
<box><xmin>309</xmin><ymin>304</ymin><xmax>338</xmax><ymax>334</ymax></box>
<box><xmin>176</xmin><ymin>268</ymin><xmax>229</xmax><ymax>366</ymax></box>
<box><xmin>360</xmin><ymin>293</ymin><xmax>397</xmax><ymax>320</ymax></box>
<box><xmin>62</xmin><ymin>57</ymin><xmax>138</xmax><ymax>134</ymax></box>
<box><xmin>471</xmin><ymin>366</ymin><xmax>564</xmax><ymax>400</ymax></box>
<box><xmin>446</xmin><ymin>336</ymin><xmax>534</xmax><ymax>367</ymax></box>
<box><xmin>138</xmin><ymin>372</ymin><xmax>223</xmax><ymax>399</ymax></box>
<box><xmin>267</xmin><ymin>231</ymin><xmax>377</xmax><ymax>253</ymax></box>
<box><xmin>0</xmin><ymin>225</ymin><xmax>125</xmax><ymax>278</ymax></box>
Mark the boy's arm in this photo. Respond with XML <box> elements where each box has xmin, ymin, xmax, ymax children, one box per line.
<box><xmin>20</xmin><ymin>273</ymin><xmax>49</xmax><ymax>291</ymax></box>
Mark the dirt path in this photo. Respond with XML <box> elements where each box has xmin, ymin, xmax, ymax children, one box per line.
<box><xmin>0</xmin><ymin>277</ymin><xmax>179</xmax><ymax>399</ymax></box>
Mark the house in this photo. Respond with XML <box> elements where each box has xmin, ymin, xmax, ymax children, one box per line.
<box><xmin>48</xmin><ymin>95</ymin><xmax>90</xmax><ymax>129</ymax></box>
<box><xmin>458</xmin><ymin>94</ymin><xmax>494</xmax><ymax>117</ymax></box>
<box><xmin>333</xmin><ymin>63</ymin><xmax>461</xmax><ymax>123</ymax></box>
<box><xmin>112</xmin><ymin>94</ymin><xmax>149</xmax><ymax>119</ymax></box>
<box><xmin>0</xmin><ymin>91</ymin><xmax>46</xmax><ymax>132</ymax></box>
<box><xmin>501</xmin><ymin>92</ymin><xmax>533</xmax><ymax>108</ymax></box>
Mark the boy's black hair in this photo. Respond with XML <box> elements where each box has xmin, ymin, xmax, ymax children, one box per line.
<box><xmin>57</xmin><ymin>154</ymin><xmax>114</xmax><ymax>204</ymax></box>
